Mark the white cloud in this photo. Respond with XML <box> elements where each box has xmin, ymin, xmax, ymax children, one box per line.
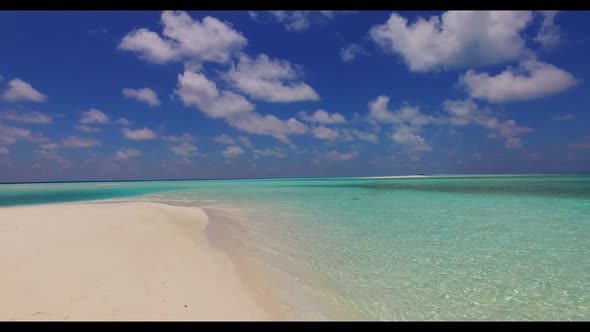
<box><xmin>340</xmin><ymin>43</ymin><xmax>366</xmax><ymax>63</ymax></box>
<box><xmin>535</xmin><ymin>11</ymin><xmax>560</xmax><ymax>49</ymax></box>
<box><xmin>162</xmin><ymin>133</ymin><xmax>195</xmax><ymax>143</ymax></box>
<box><xmin>391</xmin><ymin>125</ymin><xmax>432</xmax><ymax>152</ymax></box>
<box><xmin>119</xmin><ymin>11</ymin><xmax>247</xmax><ymax>64</ymax></box>
<box><xmin>122</xmin><ymin>127</ymin><xmax>157</xmax><ymax>140</ymax></box>
<box><xmin>552</xmin><ymin>113</ymin><xmax>574</xmax><ymax>121</ymax></box>
<box><xmin>370</xmin><ymin>11</ymin><xmax>532</xmax><ymax>72</ymax></box>
<box><xmin>225</xmin><ymin>54</ymin><xmax>319</xmax><ymax>102</ymax></box>
<box><xmin>443</xmin><ymin>99</ymin><xmax>533</xmax><ymax>149</ymax></box>
<box><xmin>177</xmin><ymin>70</ymin><xmax>309</xmax><ymax>144</ymax></box>
<box><xmin>115</xmin><ymin>148</ymin><xmax>142</xmax><ymax>159</ymax></box>
<box><xmin>80</xmin><ymin>108</ymin><xmax>110</xmax><ymax>124</ymax></box>
<box><xmin>270</xmin><ymin>11</ymin><xmax>312</xmax><ymax>31</ymax></box>
<box><xmin>40</xmin><ymin>142</ymin><xmax>59</xmax><ymax>150</ymax></box>
<box><xmin>254</xmin><ymin>11</ymin><xmax>340</xmax><ymax>31</ymax></box>
<box><xmin>115</xmin><ymin>118</ymin><xmax>132</xmax><ymax>126</ymax></box>
<box><xmin>1</xmin><ymin>79</ymin><xmax>48</xmax><ymax>102</ymax></box>
<box><xmin>325</xmin><ymin>150</ymin><xmax>359</xmax><ymax>161</ymax></box>
<box><xmin>460</xmin><ymin>60</ymin><xmax>577</xmax><ymax>102</ymax></box>
<box><xmin>237</xmin><ymin>136</ymin><xmax>253</xmax><ymax>148</ymax></box>
<box><xmin>122</xmin><ymin>88</ymin><xmax>161</xmax><ymax>107</ymax></box>
<box><xmin>163</xmin><ymin>133</ymin><xmax>198</xmax><ymax>158</ymax></box>
<box><xmin>170</xmin><ymin>143</ymin><xmax>199</xmax><ymax>158</ymax></box>
<box><xmin>227</xmin><ymin>112</ymin><xmax>308</xmax><ymax>143</ymax></box>
<box><xmin>368</xmin><ymin>96</ymin><xmax>434</xmax><ymax>126</ymax></box>
<box><xmin>299</xmin><ymin>109</ymin><xmax>345</xmax><ymax>124</ymax></box>
<box><xmin>0</xmin><ymin>110</ymin><xmax>52</xmax><ymax>124</ymax></box>
<box><xmin>75</xmin><ymin>124</ymin><xmax>102</xmax><ymax>133</ymax></box>
<box><xmin>253</xmin><ymin>147</ymin><xmax>286</xmax><ymax>159</ymax></box>
<box><xmin>211</xmin><ymin>134</ymin><xmax>235</xmax><ymax>145</ymax></box>
<box><xmin>175</xmin><ymin>70</ymin><xmax>254</xmax><ymax>119</ymax></box>
<box><xmin>351</xmin><ymin>129</ymin><xmax>379</xmax><ymax>143</ymax></box>
<box><xmin>62</xmin><ymin>136</ymin><xmax>101</xmax><ymax>148</ymax></box>
<box><xmin>34</xmin><ymin>148</ymin><xmax>71</xmax><ymax>168</ymax></box>
<box><xmin>0</xmin><ymin>146</ymin><xmax>9</xmax><ymax>155</ymax></box>
<box><xmin>0</xmin><ymin>124</ymin><xmax>47</xmax><ymax>145</ymax></box>
<box><xmin>367</xmin><ymin>96</ymin><xmax>435</xmax><ymax>152</ymax></box>
<box><xmin>248</xmin><ymin>11</ymin><xmax>259</xmax><ymax>20</ymax></box>
<box><xmin>312</xmin><ymin>126</ymin><xmax>340</xmax><ymax>140</ymax></box>
<box><xmin>223</xmin><ymin>146</ymin><xmax>245</xmax><ymax>158</ymax></box>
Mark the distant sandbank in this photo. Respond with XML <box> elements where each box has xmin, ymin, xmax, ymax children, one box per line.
<box><xmin>359</xmin><ymin>175</ymin><xmax>429</xmax><ymax>179</ymax></box>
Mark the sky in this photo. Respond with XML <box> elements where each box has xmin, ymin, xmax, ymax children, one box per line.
<box><xmin>0</xmin><ymin>10</ymin><xmax>589</xmax><ymax>182</ymax></box>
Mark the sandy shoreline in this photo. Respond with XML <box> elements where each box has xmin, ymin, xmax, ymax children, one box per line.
<box><xmin>0</xmin><ymin>201</ymin><xmax>286</xmax><ymax>321</ymax></box>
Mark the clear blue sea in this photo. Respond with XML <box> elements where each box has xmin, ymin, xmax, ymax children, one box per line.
<box><xmin>1</xmin><ymin>174</ymin><xmax>589</xmax><ymax>320</ymax></box>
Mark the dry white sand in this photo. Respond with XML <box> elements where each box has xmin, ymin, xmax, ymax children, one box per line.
<box><xmin>0</xmin><ymin>201</ymin><xmax>284</xmax><ymax>321</ymax></box>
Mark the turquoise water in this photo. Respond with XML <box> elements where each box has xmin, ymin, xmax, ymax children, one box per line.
<box><xmin>1</xmin><ymin>174</ymin><xmax>589</xmax><ymax>320</ymax></box>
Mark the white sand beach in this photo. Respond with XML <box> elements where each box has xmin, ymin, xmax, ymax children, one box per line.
<box><xmin>0</xmin><ymin>201</ymin><xmax>285</xmax><ymax>321</ymax></box>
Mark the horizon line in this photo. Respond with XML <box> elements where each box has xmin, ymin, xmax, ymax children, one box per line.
<box><xmin>2</xmin><ymin>171</ymin><xmax>590</xmax><ymax>185</ymax></box>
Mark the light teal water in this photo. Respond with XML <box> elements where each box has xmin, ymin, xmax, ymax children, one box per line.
<box><xmin>1</xmin><ymin>174</ymin><xmax>589</xmax><ymax>320</ymax></box>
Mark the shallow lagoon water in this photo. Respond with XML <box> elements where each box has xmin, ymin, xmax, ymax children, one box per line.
<box><xmin>1</xmin><ymin>174</ymin><xmax>588</xmax><ymax>320</ymax></box>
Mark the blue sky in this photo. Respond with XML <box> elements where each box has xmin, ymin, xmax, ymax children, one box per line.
<box><xmin>0</xmin><ymin>10</ymin><xmax>589</xmax><ymax>182</ymax></box>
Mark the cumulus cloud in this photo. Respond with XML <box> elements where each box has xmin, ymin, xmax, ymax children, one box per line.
<box><xmin>237</xmin><ymin>136</ymin><xmax>253</xmax><ymax>148</ymax></box>
<box><xmin>162</xmin><ymin>133</ymin><xmax>195</xmax><ymax>143</ymax></box>
<box><xmin>312</xmin><ymin>126</ymin><xmax>340</xmax><ymax>140</ymax></box>
<box><xmin>367</xmin><ymin>96</ymin><xmax>436</xmax><ymax>152</ymax></box>
<box><xmin>115</xmin><ymin>118</ymin><xmax>132</xmax><ymax>126</ymax></box>
<box><xmin>225</xmin><ymin>54</ymin><xmax>319</xmax><ymax>102</ymax></box>
<box><xmin>176</xmin><ymin>70</ymin><xmax>310</xmax><ymax>144</ymax></box>
<box><xmin>122</xmin><ymin>88</ymin><xmax>160</xmax><ymax>107</ymax></box>
<box><xmin>391</xmin><ymin>125</ymin><xmax>432</xmax><ymax>151</ymax></box>
<box><xmin>368</xmin><ymin>94</ymin><xmax>530</xmax><ymax>152</ymax></box>
<box><xmin>122</xmin><ymin>127</ymin><xmax>157</xmax><ymax>140</ymax></box>
<box><xmin>80</xmin><ymin>108</ymin><xmax>110</xmax><ymax>124</ymax></box>
<box><xmin>0</xmin><ymin>110</ymin><xmax>52</xmax><ymax>124</ymax></box>
<box><xmin>162</xmin><ymin>133</ymin><xmax>197</xmax><ymax>158</ymax></box>
<box><xmin>370</xmin><ymin>11</ymin><xmax>532</xmax><ymax>72</ymax></box>
<box><xmin>34</xmin><ymin>148</ymin><xmax>71</xmax><ymax>168</ymax></box>
<box><xmin>253</xmin><ymin>147</ymin><xmax>286</xmax><ymax>159</ymax></box>
<box><xmin>443</xmin><ymin>99</ymin><xmax>533</xmax><ymax>149</ymax></box>
<box><xmin>75</xmin><ymin>124</ymin><xmax>102</xmax><ymax>133</ymax></box>
<box><xmin>175</xmin><ymin>70</ymin><xmax>254</xmax><ymax>119</ymax></box>
<box><xmin>325</xmin><ymin>150</ymin><xmax>359</xmax><ymax>161</ymax></box>
<box><xmin>251</xmin><ymin>11</ymin><xmax>339</xmax><ymax>31</ymax></box>
<box><xmin>339</xmin><ymin>43</ymin><xmax>366</xmax><ymax>63</ymax></box>
<box><xmin>535</xmin><ymin>11</ymin><xmax>560</xmax><ymax>49</ymax></box>
<box><xmin>460</xmin><ymin>60</ymin><xmax>577</xmax><ymax>102</ymax></box>
<box><xmin>299</xmin><ymin>109</ymin><xmax>345</xmax><ymax>124</ymax></box>
<box><xmin>40</xmin><ymin>142</ymin><xmax>59</xmax><ymax>150</ymax></box>
<box><xmin>115</xmin><ymin>148</ymin><xmax>142</xmax><ymax>159</ymax></box>
<box><xmin>368</xmin><ymin>96</ymin><xmax>434</xmax><ymax>126</ymax></box>
<box><xmin>222</xmin><ymin>146</ymin><xmax>245</xmax><ymax>158</ymax></box>
<box><xmin>211</xmin><ymin>134</ymin><xmax>235</xmax><ymax>145</ymax></box>
<box><xmin>351</xmin><ymin>129</ymin><xmax>379</xmax><ymax>143</ymax></box>
<box><xmin>170</xmin><ymin>143</ymin><xmax>199</xmax><ymax>158</ymax></box>
<box><xmin>0</xmin><ymin>124</ymin><xmax>48</xmax><ymax>145</ymax></box>
<box><xmin>1</xmin><ymin>79</ymin><xmax>48</xmax><ymax>102</ymax></box>
<box><xmin>119</xmin><ymin>11</ymin><xmax>247</xmax><ymax>64</ymax></box>
<box><xmin>62</xmin><ymin>136</ymin><xmax>101</xmax><ymax>148</ymax></box>
<box><xmin>227</xmin><ymin>112</ymin><xmax>308</xmax><ymax>144</ymax></box>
